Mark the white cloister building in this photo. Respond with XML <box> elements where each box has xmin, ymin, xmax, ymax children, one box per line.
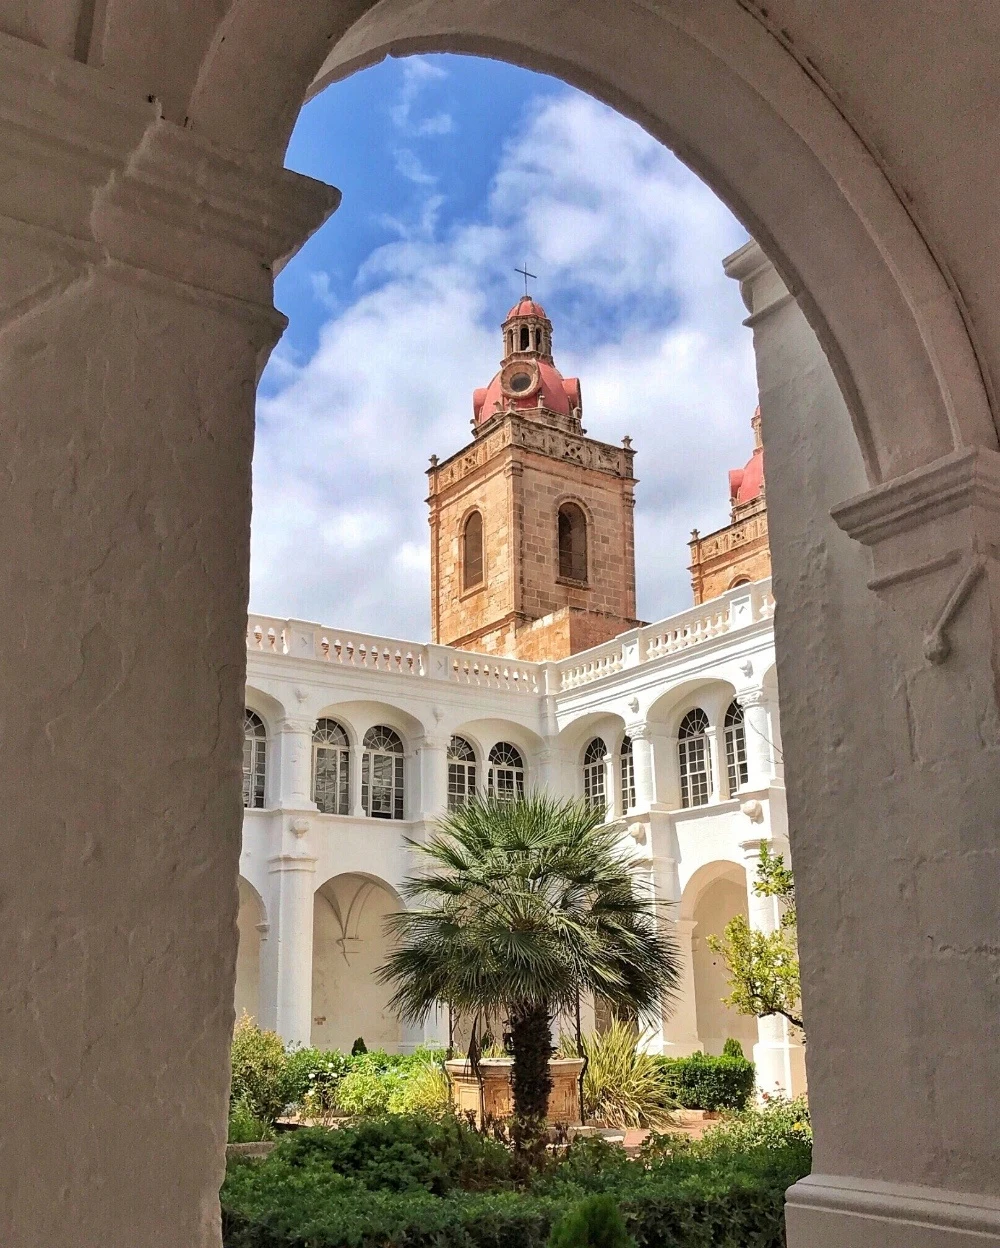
<box><xmin>237</xmin><ymin>263</ymin><xmax>805</xmax><ymax>1097</ymax></box>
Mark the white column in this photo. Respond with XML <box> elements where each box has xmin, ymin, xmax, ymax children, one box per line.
<box><xmin>740</xmin><ymin>837</ymin><xmax>800</xmax><ymax>1096</ymax></box>
<box><xmin>602</xmin><ymin>748</ymin><xmax>617</xmax><ymax>818</ymax></box>
<box><xmin>705</xmin><ymin>725</ymin><xmax>724</xmax><ymax>803</ymax></box>
<box><xmin>737</xmin><ymin>689</ymin><xmax>773</xmax><ymax>791</ymax></box>
<box><xmin>627</xmin><ymin>724</ymin><xmax>656</xmax><ymax>810</ymax></box>
<box><xmin>269</xmin><ymin>821</ymin><xmax>318</xmax><ymax>1048</ymax></box>
<box><xmin>277</xmin><ymin>717</ymin><xmax>318</xmax><ymax>809</ymax></box>
<box><xmin>536</xmin><ymin>746</ymin><xmax>566</xmax><ymax>797</ymax></box>
<box><xmin>349</xmin><ymin>742</ymin><xmax>365</xmax><ymax>817</ymax></box>
<box><xmin>0</xmin><ymin>50</ymin><xmax>339</xmax><ymax>1247</ymax></box>
<box><xmin>417</xmin><ymin>735</ymin><xmax>449</xmax><ymax>820</ymax></box>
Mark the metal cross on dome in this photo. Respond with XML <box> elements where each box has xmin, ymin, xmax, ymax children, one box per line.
<box><xmin>514</xmin><ymin>262</ymin><xmax>537</xmax><ymax>297</ymax></box>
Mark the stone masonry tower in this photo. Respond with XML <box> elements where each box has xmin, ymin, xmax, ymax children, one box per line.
<box><xmin>427</xmin><ymin>297</ymin><xmax>641</xmax><ymax>661</ymax></box>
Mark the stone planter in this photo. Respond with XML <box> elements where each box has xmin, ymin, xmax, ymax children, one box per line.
<box><xmin>445</xmin><ymin>1057</ymin><xmax>586</xmax><ymax>1126</ymax></box>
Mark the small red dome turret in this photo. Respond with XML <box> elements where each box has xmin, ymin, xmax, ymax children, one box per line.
<box><xmin>471</xmin><ymin>299</ymin><xmax>582</xmax><ymax>430</ymax></box>
<box><xmin>729</xmin><ymin>407</ymin><xmax>765</xmax><ymax>509</ymax></box>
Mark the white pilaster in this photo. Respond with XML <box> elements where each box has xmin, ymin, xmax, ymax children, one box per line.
<box><xmin>417</xmin><ymin>735</ymin><xmax>449</xmax><ymax>820</ymax></box>
<box><xmin>269</xmin><ymin>821</ymin><xmax>318</xmax><ymax>1047</ymax></box>
<box><xmin>705</xmin><ymin>725</ymin><xmax>724</xmax><ymax>803</ymax></box>
<box><xmin>349</xmin><ymin>742</ymin><xmax>365</xmax><ymax>818</ymax></box>
<box><xmin>737</xmin><ymin>689</ymin><xmax>772</xmax><ymax>791</ymax></box>
<box><xmin>626</xmin><ymin>723</ymin><xmax>656</xmax><ymax>809</ymax></box>
<box><xmin>277</xmin><ymin>716</ymin><xmax>318</xmax><ymax>810</ymax></box>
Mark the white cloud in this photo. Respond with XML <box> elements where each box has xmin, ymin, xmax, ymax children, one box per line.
<box><xmin>251</xmin><ymin>90</ymin><xmax>755</xmax><ymax>639</ymax></box>
<box><xmin>389</xmin><ymin>57</ymin><xmax>455</xmax><ymax>137</ymax></box>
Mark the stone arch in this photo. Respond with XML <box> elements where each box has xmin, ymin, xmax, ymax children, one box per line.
<box><xmin>680</xmin><ymin>860</ymin><xmax>757</xmax><ymax>1058</ymax></box>
<box><xmin>234</xmin><ymin>877</ymin><xmax>267</xmax><ymax>1025</ymax></box>
<box><xmin>177</xmin><ymin>0</ymin><xmax>996</xmax><ymax>485</ymax></box>
<box><xmin>311</xmin><ymin>871</ymin><xmax>406</xmax><ymax>1052</ymax></box>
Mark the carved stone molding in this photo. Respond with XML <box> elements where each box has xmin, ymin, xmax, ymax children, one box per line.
<box><xmin>833</xmin><ymin>446</ymin><xmax>1000</xmax><ymax>666</ymax></box>
<box><xmin>0</xmin><ymin>34</ymin><xmax>338</xmax><ymax>321</ymax></box>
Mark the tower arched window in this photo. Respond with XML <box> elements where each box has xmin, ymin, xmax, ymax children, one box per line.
<box><xmin>582</xmin><ymin>738</ymin><xmax>607</xmax><ymax>815</ymax></box>
<box><xmin>362</xmin><ymin>726</ymin><xmax>405</xmax><ymax>820</ymax></box>
<box><xmin>678</xmin><ymin>709</ymin><xmax>711</xmax><ymax>809</ymax></box>
<box><xmin>488</xmin><ymin>742</ymin><xmax>524</xmax><ymax>800</ymax></box>
<box><xmin>558</xmin><ymin>502</ymin><xmax>588</xmax><ymax>582</ymax></box>
<box><xmin>620</xmin><ymin>736</ymin><xmax>636</xmax><ymax>812</ymax></box>
<box><xmin>243</xmin><ymin>710</ymin><xmax>267</xmax><ymax>810</ymax></box>
<box><xmin>519</xmin><ymin>325</ymin><xmax>530</xmax><ymax>351</ymax></box>
<box><xmin>463</xmin><ymin>510</ymin><xmax>484</xmax><ymax>590</ymax></box>
<box><xmin>313</xmin><ymin>718</ymin><xmax>350</xmax><ymax>815</ymax></box>
<box><xmin>447</xmin><ymin>736</ymin><xmax>477</xmax><ymax>810</ymax></box>
<box><xmin>724</xmin><ymin>700</ymin><xmax>749</xmax><ymax>796</ymax></box>
<box><xmin>534</xmin><ymin>327</ymin><xmax>543</xmax><ymax>350</ymax></box>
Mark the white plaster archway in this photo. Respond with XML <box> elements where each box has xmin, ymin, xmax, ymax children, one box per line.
<box><xmin>234</xmin><ymin>877</ymin><xmax>267</xmax><ymax>1024</ymax></box>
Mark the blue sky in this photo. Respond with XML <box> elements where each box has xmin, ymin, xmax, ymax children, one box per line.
<box><xmin>251</xmin><ymin>55</ymin><xmax>757</xmax><ymax>639</ymax></box>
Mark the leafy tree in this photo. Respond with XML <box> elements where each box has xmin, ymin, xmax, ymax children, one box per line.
<box><xmin>378</xmin><ymin>794</ymin><xmax>679</xmax><ymax>1142</ymax></box>
<box><xmin>706</xmin><ymin>843</ymin><xmax>803</xmax><ymax>1031</ymax></box>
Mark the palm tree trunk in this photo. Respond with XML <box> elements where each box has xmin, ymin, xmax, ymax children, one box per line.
<box><xmin>509</xmin><ymin>1002</ymin><xmax>553</xmax><ymax>1127</ymax></box>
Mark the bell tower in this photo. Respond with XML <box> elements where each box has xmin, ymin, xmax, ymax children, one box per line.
<box><xmin>427</xmin><ymin>298</ymin><xmax>641</xmax><ymax>661</ymax></box>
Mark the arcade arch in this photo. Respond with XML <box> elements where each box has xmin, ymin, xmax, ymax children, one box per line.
<box><xmin>2</xmin><ymin>7</ymin><xmax>999</xmax><ymax>1248</ymax></box>
<box><xmin>234</xmin><ymin>878</ymin><xmax>267</xmax><ymax>1024</ymax></box>
<box><xmin>311</xmin><ymin>873</ymin><xmax>405</xmax><ymax>1052</ymax></box>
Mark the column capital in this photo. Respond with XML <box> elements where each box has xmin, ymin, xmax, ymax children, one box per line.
<box><xmin>624</xmin><ymin>721</ymin><xmax>653</xmax><ymax>742</ymax></box>
<box><xmin>739</xmin><ymin>836</ymin><xmax>773</xmax><ymax>863</ymax></box>
<box><xmin>277</xmin><ymin>716</ymin><xmax>315</xmax><ymax>735</ymax></box>
<box><xmin>415</xmin><ymin>734</ymin><xmax>450</xmax><ymax>752</ymax></box>
<box><xmin>267</xmin><ymin>853</ymin><xmax>317</xmax><ymax>873</ymax></box>
<box><xmin>672</xmin><ymin>918</ymin><xmax>698</xmax><ymax>937</ymax></box>
<box><xmin>0</xmin><ymin>38</ymin><xmax>338</xmax><ymax>323</ymax></box>
<box><xmin>736</xmin><ymin>687</ymin><xmax>767</xmax><ymax>709</ymax></box>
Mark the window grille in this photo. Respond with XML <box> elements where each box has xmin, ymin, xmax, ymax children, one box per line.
<box><xmin>620</xmin><ymin>736</ymin><xmax>636</xmax><ymax>812</ymax></box>
<box><xmin>243</xmin><ymin>710</ymin><xmax>267</xmax><ymax>810</ymax></box>
<box><xmin>362</xmin><ymin>726</ymin><xmax>405</xmax><ymax>820</ymax></box>
<box><xmin>313</xmin><ymin>718</ymin><xmax>350</xmax><ymax>815</ymax></box>
<box><xmin>447</xmin><ymin>735</ymin><xmax>477</xmax><ymax>810</ymax></box>
<box><xmin>557</xmin><ymin>502</ymin><xmax>588</xmax><ymax>582</ymax></box>
<box><xmin>582</xmin><ymin>737</ymin><xmax>607</xmax><ymax>815</ymax></box>
<box><xmin>678</xmin><ymin>708</ymin><xmax>711</xmax><ymax>809</ymax></box>
<box><xmin>463</xmin><ymin>511</ymin><xmax>484</xmax><ymax>590</ymax></box>
<box><xmin>488</xmin><ymin>741</ymin><xmax>524</xmax><ymax>800</ymax></box>
<box><xmin>724</xmin><ymin>700</ymin><xmax>749</xmax><ymax>796</ymax></box>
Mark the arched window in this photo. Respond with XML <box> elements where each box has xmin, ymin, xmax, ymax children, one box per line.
<box><xmin>620</xmin><ymin>736</ymin><xmax>636</xmax><ymax>812</ymax></box>
<box><xmin>729</xmin><ymin>576</ymin><xmax>751</xmax><ymax>589</ymax></box>
<box><xmin>447</xmin><ymin>736</ymin><xmax>477</xmax><ymax>810</ymax></box>
<box><xmin>519</xmin><ymin>325</ymin><xmax>530</xmax><ymax>350</ymax></box>
<box><xmin>463</xmin><ymin>510</ymin><xmax>484</xmax><ymax>590</ymax></box>
<box><xmin>243</xmin><ymin>710</ymin><xmax>267</xmax><ymax>809</ymax></box>
<box><xmin>313</xmin><ymin>718</ymin><xmax>350</xmax><ymax>815</ymax></box>
<box><xmin>558</xmin><ymin>502</ymin><xmax>588</xmax><ymax>582</ymax></box>
<box><xmin>724</xmin><ymin>700</ymin><xmax>749</xmax><ymax>796</ymax></box>
<box><xmin>506</xmin><ymin>329</ymin><xmax>513</xmax><ymax>354</ymax></box>
<box><xmin>534</xmin><ymin>327</ymin><xmax>543</xmax><ymax>350</ymax></box>
<box><xmin>582</xmin><ymin>738</ymin><xmax>607</xmax><ymax>815</ymax></box>
<box><xmin>678</xmin><ymin>709</ymin><xmax>711</xmax><ymax>809</ymax></box>
<box><xmin>488</xmin><ymin>742</ymin><xmax>524</xmax><ymax>801</ymax></box>
<box><xmin>362</xmin><ymin>726</ymin><xmax>405</xmax><ymax>820</ymax></box>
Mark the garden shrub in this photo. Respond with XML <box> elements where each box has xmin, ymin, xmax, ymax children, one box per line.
<box><xmin>228</xmin><ymin>1098</ymin><xmax>275</xmax><ymax>1144</ymax></box>
<box><xmin>548</xmin><ymin>1195</ymin><xmax>635</xmax><ymax>1248</ymax></box>
<box><xmin>284</xmin><ymin>1048</ymin><xmax>350</xmax><ymax>1118</ymax></box>
<box><xmin>655</xmin><ymin>1051</ymin><xmax>755</xmax><ymax>1112</ymax></box>
<box><xmin>722</xmin><ymin>1037</ymin><xmax>745</xmax><ymax>1059</ymax></box>
<box><xmin>230</xmin><ymin>1013</ymin><xmax>293</xmax><ymax>1126</ymax></box>
<box><xmin>221</xmin><ymin>1111</ymin><xmax>811</xmax><ymax>1248</ymax></box>
<box><xmin>573</xmin><ymin>1021</ymin><xmax>675</xmax><ymax>1128</ymax></box>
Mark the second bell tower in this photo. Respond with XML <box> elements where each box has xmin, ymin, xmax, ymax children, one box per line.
<box><xmin>427</xmin><ymin>297</ymin><xmax>641</xmax><ymax>662</ymax></box>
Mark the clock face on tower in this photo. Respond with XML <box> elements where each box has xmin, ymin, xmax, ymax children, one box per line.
<box><xmin>500</xmin><ymin>359</ymin><xmax>539</xmax><ymax>399</ymax></box>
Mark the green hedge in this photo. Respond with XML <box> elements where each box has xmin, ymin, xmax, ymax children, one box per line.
<box><xmin>655</xmin><ymin>1053</ymin><xmax>756</xmax><ymax>1112</ymax></box>
<box><xmin>221</xmin><ymin>1116</ymin><xmax>810</xmax><ymax>1248</ymax></box>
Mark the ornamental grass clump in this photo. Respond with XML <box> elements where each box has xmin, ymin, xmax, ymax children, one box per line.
<box><xmin>564</xmin><ymin>1020</ymin><xmax>675</xmax><ymax>1129</ymax></box>
<box><xmin>378</xmin><ymin>794</ymin><xmax>680</xmax><ymax>1147</ymax></box>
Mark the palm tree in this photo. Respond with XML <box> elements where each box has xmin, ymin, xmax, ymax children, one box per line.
<box><xmin>377</xmin><ymin>793</ymin><xmax>680</xmax><ymax>1134</ymax></box>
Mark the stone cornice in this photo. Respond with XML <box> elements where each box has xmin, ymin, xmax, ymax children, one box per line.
<box><xmin>428</xmin><ymin>413</ymin><xmax>635</xmax><ymax>495</ymax></box>
<box><xmin>0</xmin><ymin>35</ymin><xmax>339</xmax><ymax>312</ymax></box>
<box><xmin>832</xmin><ymin>446</ymin><xmax>1000</xmax><ymax>548</ymax></box>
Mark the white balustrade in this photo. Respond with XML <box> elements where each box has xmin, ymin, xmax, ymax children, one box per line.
<box><xmin>246</xmin><ymin>578</ymin><xmax>772</xmax><ymax>697</ymax></box>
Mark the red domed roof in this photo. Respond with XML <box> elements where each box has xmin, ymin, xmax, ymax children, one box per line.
<box><xmin>729</xmin><ymin>407</ymin><xmax>765</xmax><ymax>505</ymax></box>
<box><xmin>473</xmin><ymin>359</ymin><xmax>580</xmax><ymax>424</ymax></box>
<box><xmin>506</xmin><ymin>297</ymin><xmax>548</xmax><ymax>320</ymax></box>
